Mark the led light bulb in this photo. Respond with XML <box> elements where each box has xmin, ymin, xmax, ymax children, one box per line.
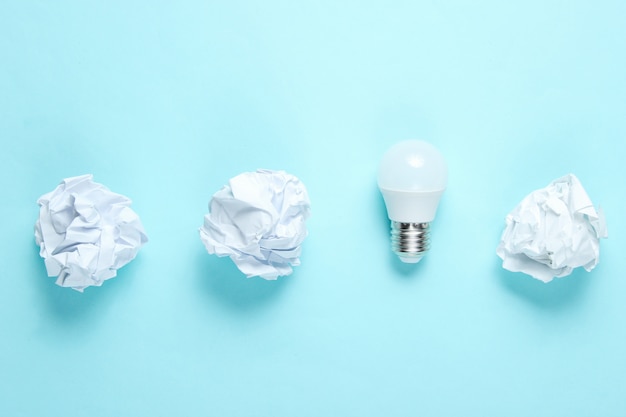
<box><xmin>378</xmin><ymin>140</ymin><xmax>448</xmax><ymax>263</ymax></box>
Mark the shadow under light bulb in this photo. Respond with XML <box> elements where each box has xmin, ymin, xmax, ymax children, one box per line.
<box><xmin>378</xmin><ymin>140</ymin><xmax>448</xmax><ymax>263</ymax></box>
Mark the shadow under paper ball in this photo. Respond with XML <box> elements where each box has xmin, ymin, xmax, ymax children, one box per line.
<box><xmin>195</xmin><ymin>249</ymin><xmax>289</xmax><ymax>312</ymax></box>
<box><xmin>31</xmin><ymin>242</ymin><xmax>137</xmax><ymax>327</ymax></box>
<box><xmin>496</xmin><ymin>257</ymin><xmax>592</xmax><ymax>310</ymax></box>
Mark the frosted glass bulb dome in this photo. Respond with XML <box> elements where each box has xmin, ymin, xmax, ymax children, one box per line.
<box><xmin>378</xmin><ymin>140</ymin><xmax>448</xmax><ymax>263</ymax></box>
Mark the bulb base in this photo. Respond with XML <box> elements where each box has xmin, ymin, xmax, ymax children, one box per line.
<box><xmin>391</xmin><ymin>221</ymin><xmax>431</xmax><ymax>263</ymax></box>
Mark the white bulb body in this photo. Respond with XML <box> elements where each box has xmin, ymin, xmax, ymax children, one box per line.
<box><xmin>378</xmin><ymin>189</ymin><xmax>444</xmax><ymax>224</ymax></box>
<box><xmin>378</xmin><ymin>140</ymin><xmax>448</xmax><ymax>262</ymax></box>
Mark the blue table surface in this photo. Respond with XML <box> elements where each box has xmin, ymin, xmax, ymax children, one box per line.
<box><xmin>2</xmin><ymin>1</ymin><xmax>625</xmax><ymax>416</ymax></box>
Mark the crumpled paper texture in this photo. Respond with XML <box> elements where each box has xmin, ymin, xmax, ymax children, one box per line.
<box><xmin>199</xmin><ymin>169</ymin><xmax>311</xmax><ymax>280</ymax></box>
<box><xmin>496</xmin><ymin>174</ymin><xmax>607</xmax><ymax>283</ymax></box>
<box><xmin>35</xmin><ymin>175</ymin><xmax>148</xmax><ymax>292</ymax></box>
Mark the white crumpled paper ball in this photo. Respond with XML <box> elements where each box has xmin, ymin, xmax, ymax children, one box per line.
<box><xmin>496</xmin><ymin>174</ymin><xmax>607</xmax><ymax>283</ymax></box>
<box><xmin>199</xmin><ymin>169</ymin><xmax>311</xmax><ymax>280</ymax></box>
<box><xmin>35</xmin><ymin>174</ymin><xmax>148</xmax><ymax>292</ymax></box>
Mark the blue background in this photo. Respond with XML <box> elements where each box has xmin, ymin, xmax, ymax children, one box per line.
<box><xmin>1</xmin><ymin>1</ymin><xmax>625</xmax><ymax>416</ymax></box>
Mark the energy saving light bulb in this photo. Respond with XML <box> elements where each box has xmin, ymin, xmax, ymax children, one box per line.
<box><xmin>378</xmin><ymin>140</ymin><xmax>448</xmax><ymax>263</ymax></box>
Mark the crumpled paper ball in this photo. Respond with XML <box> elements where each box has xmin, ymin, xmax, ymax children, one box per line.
<box><xmin>199</xmin><ymin>169</ymin><xmax>311</xmax><ymax>280</ymax></box>
<box><xmin>496</xmin><ymin>174</ymin><xmax>607</xmax><ymax>283</ymax></box>
<box><xmin>35</xmin><ymin>174</ymin><xmax>148</xmax><ymax>292</ymax></box>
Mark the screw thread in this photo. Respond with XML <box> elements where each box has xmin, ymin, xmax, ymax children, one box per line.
<box><xmin>391</xmin><ymin>222</ymin><xmax>431</xmax><ymax>263</ymax></box>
